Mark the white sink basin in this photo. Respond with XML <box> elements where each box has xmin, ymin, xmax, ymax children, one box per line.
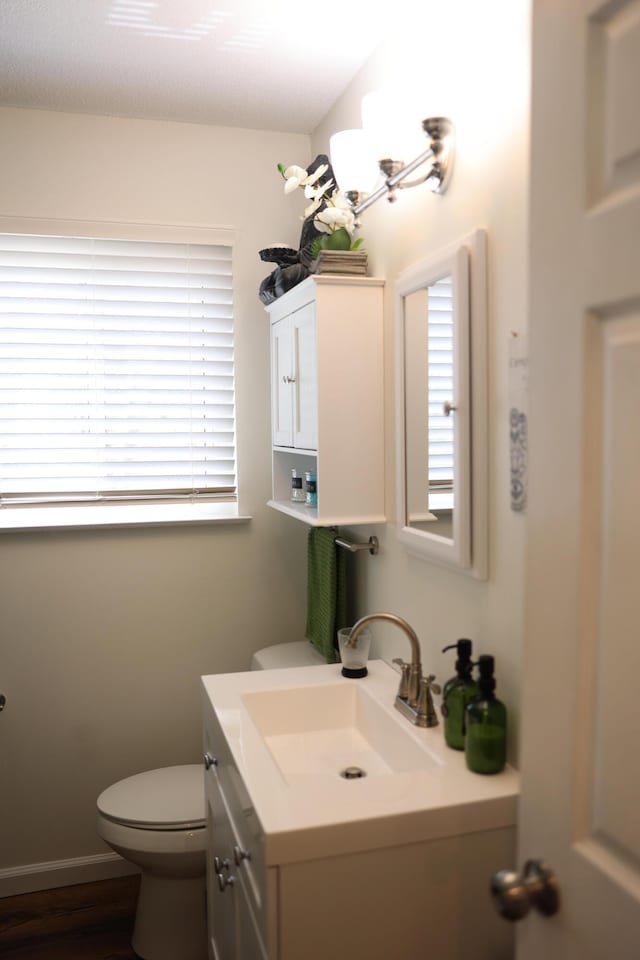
<box><xmin>241</xmin><ymin>680</ymin><xmax>440</xmax><ymax>784</ymax></box>
<box><xmin>203</xmin><ymin>661</ymin><xmax>520</xmax><ymax>862</ymax></box>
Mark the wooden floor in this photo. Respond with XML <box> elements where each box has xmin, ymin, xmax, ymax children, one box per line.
<box><xmin>0</xmin><ymin>876</ymin><xmax>140</xmax><ymax>959</ymax></box>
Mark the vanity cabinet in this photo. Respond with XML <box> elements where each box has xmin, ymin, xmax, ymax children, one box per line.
<box><xmin>266</xmin><ymin>274</ymin><xmax>385</xmax><ymax>526</ymax></box>
<box><xmin>202</xmin><ymin>675</ymin><xmax>516</xmax><ymax>960</ymax></box>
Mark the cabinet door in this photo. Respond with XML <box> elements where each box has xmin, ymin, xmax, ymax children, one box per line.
<box><xmin>271</xmin><ymin>314</ymin><xmax>293</xmax><ymax>447</ymax></box>
<box><xmin>236</xmin><ymin>886</ymin><xmax>268</xmax><ymax>960</ymax></box>
<box><xmin>292</xmin><ymin>302</ymin><xmax>317</xmax><ymax>450</ymax></box>
<box><xmin>206</xmin><ymin>761</ymin><xmax>269</xmax><ymax>960</ymax></box>
<box><xmin>206</xmin><ymin>778</ymin><xmax>238</xmax><ymax>960</ymax></box>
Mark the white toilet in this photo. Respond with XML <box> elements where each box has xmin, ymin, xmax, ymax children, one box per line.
<box><xmin>96</xmin><ymin>764</ymin><xmax>207</xmax><ymax>960</ymax></box>
<box><xmin>96</xmin><ymin>640</ymin><xmax>323</xmax><ymax>960</ymax></box>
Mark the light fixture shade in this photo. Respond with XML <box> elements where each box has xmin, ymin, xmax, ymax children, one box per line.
<box><xmin>361</xmin><ymin>89</ymin><xmax>427</xmax><ymax>164</ymax></box>
<box><xmin>329</xmin><ymin>129</ymin><xmax>380</xmax><ymax>196</ymax></box>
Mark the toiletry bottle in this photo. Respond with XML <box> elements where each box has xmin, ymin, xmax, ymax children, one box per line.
<box><xmin>465</xmin><ymin>655</ymin><xmax>507</xmax><ymax>774</ymax></box>
<box><xmin>290</xmin><ymin>468</ymin><xmax>305</xmax><ymax>502</ymax></box>
<box><xmin>304</xmin><ymin>470</ymin><xmax>317</xmax><ymax>507</ymax></box>
<box><xmin>441</xmin><ymin>639</ymin><xmax>478</xmax><ymax>750</ymax></box>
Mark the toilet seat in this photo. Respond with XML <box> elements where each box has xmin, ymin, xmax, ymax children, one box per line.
<box><xmin>97</xmin><ymin>764</ymin><xmax>205</xmax><ymax>831</ymax></box>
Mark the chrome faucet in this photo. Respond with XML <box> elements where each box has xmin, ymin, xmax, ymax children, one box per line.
<box><xmin>347</xmin><ymin>613</ymin><xmax>440</xmax><ymax>728</ymax></box>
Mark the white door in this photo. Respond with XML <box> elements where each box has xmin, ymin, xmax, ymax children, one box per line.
<box><xmin>514</xmin><ymin>1</ymin><xmax>640</xmax><ymax>957</ymax></box>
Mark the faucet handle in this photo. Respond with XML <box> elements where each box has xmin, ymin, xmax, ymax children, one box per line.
<box><xmin>417</xmin><ymin>674</ymin><xmax>441</xmax><ymax>728</ymax></box>
<box><xmin>393</xmin><ymin>660</ymin><xmax>410</xmax><ymax>700</ymax></box>
<box><xmin>424</xmin><ymin>673</ymin><xmax>441</xmax><ymax>695</ymax></box>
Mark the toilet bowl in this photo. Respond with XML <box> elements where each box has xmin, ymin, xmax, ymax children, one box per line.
<box><xmin>96</xmin><ymin>764</ymin><xmax>207</xmax><ymax>960</ymax></box>
<box><xmin>97</xmin><ymin>642</ymin><xmax>323</xmax><ymax>960</ymax></box>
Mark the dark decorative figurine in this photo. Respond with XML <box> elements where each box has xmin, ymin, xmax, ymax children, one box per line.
<box><xmin>258</xmin><ymin>154</ymin><xmax>335</xmax><ymax>305</ymax></box>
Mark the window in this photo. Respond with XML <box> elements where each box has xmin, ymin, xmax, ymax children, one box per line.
<box><xmin>0</xmin><ymin>223</ymin><xmax>236</xmax><ymax>517</ymax></box>
<box><xmin>427</xmin><ymin>275</ymin><xmax>454</xmax><ymax>504</ymax></box>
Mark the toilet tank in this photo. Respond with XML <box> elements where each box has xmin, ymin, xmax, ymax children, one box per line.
<box><xmin>251</xmin><ymin>641</ymin><xmax>326</xmax><ymax>671</ymax></box>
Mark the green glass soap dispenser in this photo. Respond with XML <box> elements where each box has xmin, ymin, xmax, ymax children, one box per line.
<box><xmin>441</xmin><ymin>639</ymin><xmax>478</xmax><ymax>750</ymax></box>
<box><xmin>465</xmin><ymin>655</ymin><xmax>507</xmax><ymax>774</ymax></box>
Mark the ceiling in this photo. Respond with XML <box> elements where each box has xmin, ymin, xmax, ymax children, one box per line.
<box><xmin>0</xmin><ymin>0</ymin><xmax>397</xmax><ymax>133</ymax></box>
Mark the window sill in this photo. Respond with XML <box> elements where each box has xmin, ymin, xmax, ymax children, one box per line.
<box><xmin>0</xmin><ymin>502</ymin><xmax>252</xmax><ymax>533</ymax></box>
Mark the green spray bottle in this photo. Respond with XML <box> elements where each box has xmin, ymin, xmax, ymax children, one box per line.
<box><xmin>441</xmin><ymin>639</ymin><xmax>478</xmax><ymax>750</ymax></box>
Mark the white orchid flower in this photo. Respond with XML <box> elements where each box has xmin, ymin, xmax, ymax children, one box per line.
<box><xmin>282</xmin><ymin>162</ymin><xmax>329</xmax><ymax>195</ymax></box>
<box><xmin>303</xmin><ymin>163</ymin><xmax>329</xmax><ymax>186</ymax></box>
<box><xmin>328</xmin><ymin>190</ymin><xmax>352</xmax><ymax>211</ymax></box>
<box><xmin>303</xmin><ymin>178</ymin><xmax>334</xmax><ymax>219</ymax></box>
<box><xmin>283</xmin><ymin>165</ymin><xmax>308</xmax><ymax>194</ymax></box>
<box><xmin>315</xmin><ymin>204</ymin><xmax>355</xmax><ymax>235</ymax></box>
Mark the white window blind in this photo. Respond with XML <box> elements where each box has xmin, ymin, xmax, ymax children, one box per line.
<box><xmin>427</xmin><ymin>276</ymin><xmax>454</xmax><ymax>491</ymax></box>
<box><xmin>0</xmin><ymin>231</ymin><xmax>236</xmax><ymax>507</ymax></box>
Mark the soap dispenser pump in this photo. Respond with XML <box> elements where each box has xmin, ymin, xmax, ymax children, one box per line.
<box><xmin>465</xmin><ymin>655</ymin><xmax>507</xmax><ymax>774</ymax></box>
<box><xmin>441</xmin><ymin>639</ymin><xmax>479</xmax><ymax>750</ymax></box>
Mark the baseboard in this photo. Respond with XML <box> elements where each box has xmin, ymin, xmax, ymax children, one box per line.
<box><xmin>0</xmin><ymin>853</ymin><xmax>140</xmax><ymax>898</ymax></box>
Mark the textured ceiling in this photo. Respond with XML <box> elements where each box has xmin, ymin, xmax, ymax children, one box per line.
<box><xmin>0</xmin><ymin>0</ymin><xmax>396</xmax><ymax>133</ymax></box>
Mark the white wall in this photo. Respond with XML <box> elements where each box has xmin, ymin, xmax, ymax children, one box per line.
<box><xmin>0</xmin><ymin>107</ymin><xmax>312</xmax><ymax>874</ymax></box>
<box><xmin>311</xmin><ymin>1</ymin><xmax>530</xmax><ymax>759</ymax></box>
<box><xmin>0</xmin><ymin>0</ymin><xmax>531</xmax><ymax>883</ymax></box>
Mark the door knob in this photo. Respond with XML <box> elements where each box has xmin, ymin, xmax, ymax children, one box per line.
<box><xmin>204</xmin><ymin>752</ymin><xmax>218</xmax><ymax>769</ymax></box>
<box><xmin>491</xmin><ymin>859</ymin><xmax>560</xmax><ymax>921</ymax></box>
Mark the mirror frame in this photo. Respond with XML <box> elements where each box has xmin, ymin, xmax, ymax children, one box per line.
<box><xmin>395</xmin><ymin>229</ymin><xmax>488</xmax><ymax>578</ymax></box>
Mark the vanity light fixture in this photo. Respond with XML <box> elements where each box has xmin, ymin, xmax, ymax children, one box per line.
<box><xmin>329</xmin><ymin>90</ymin><xmax>455</xmax><ymax>216</ymax></box>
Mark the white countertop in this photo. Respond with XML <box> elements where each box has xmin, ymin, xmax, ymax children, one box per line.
<box><xmin>201</xmin><ymin>659</ymin><xmax>520</xmax><ymax>865</ymax></box>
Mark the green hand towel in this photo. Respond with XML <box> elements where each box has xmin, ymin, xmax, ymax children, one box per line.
<box><xmin>305</xmin><ymin>527</ymin><xmax>347</xmax><ymax>663</ymax></box>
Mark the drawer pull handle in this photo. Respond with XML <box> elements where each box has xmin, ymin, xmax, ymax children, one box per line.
<box><xmin>204</xmin><ymin>752</ymin><xmax>218</xmax><ymax>770</ymax></box>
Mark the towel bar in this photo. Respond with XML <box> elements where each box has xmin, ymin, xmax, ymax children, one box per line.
<box><xmin>334</xmin><ymin>535</ymin><xmax>379</xmax><ymax>556</ymax></box>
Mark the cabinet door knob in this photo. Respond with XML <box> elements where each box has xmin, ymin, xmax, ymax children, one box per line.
<box><xmin>216</xmin><ymin>871</ymin><xmax>236</xmax><ymax>892</ymax></box>
<box><xmin>233</xmin><ymin>844</ymin><xmax>251</xmax><ymax>865</ymax></box>
<box><xmin>204</xmin><ymin>752</ymin><xmax>218</xmax><ymax>769</ymax></box>
<box><xmin>282</xmin><ymin>375</ymin><xmax>296</xmax><ymax>384</ymax></box>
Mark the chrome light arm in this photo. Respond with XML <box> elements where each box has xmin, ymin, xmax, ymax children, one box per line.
<box><xmin>353</xmin><ymin>117</ymin><xmax>454</xmax><ymax>216</ymax></box>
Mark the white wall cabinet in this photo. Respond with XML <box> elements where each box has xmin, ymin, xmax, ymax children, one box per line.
<box><xmin>266</xmin><ymin>275</ymin><xmax>385</xmax><ymax>526</ymax></box>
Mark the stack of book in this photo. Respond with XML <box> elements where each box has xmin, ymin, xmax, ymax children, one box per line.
<box><xmin>312</xmin><ymin>250</ymin><xmax>368</xmax><ymax>275</ymax></box>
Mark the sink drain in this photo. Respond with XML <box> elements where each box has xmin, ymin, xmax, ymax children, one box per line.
<box><xmin>340</xmin><ymin>766</ymin><xmax>367</xmax><ymax>779</ymax></box>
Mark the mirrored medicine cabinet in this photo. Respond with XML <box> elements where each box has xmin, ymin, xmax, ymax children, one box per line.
<box><xmin>395</xmin><ymin>229</ymin><xmax>488</xmax><ymax>577</ymax></box>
